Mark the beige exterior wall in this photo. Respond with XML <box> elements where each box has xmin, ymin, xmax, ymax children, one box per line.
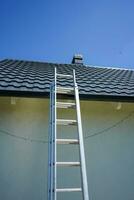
<box><xmin>0</xmin><ymin>97</ymin><xmax>134</xmax><ymax>200</ymax></box>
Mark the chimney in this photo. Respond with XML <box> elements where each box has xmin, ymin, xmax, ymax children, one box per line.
<box><xmin>71</xmin><ymin>54</ymin><xmax>83</xmax><ymax>64</ymax></box>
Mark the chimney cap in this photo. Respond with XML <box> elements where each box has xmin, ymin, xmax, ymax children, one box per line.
<box><xmin>72</xmin><ymin>54</ymin><xmax>83</xmax><ymax>64</ymax></box>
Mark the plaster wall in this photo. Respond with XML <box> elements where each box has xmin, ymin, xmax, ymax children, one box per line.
<box><xmin>0</xmin><ymin>97</ymin><xmax>134</xmax><ymax>200</ymax></box>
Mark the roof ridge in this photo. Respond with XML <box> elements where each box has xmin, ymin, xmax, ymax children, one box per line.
<box><xmin>1</xmin><ymin>58</ymin><xmax>85</xmax><ymax>67</ymax></box>
<box><xmin>87</xmin><ymin>64</ymin><xmax>134</xmax><ymax>71</ymax></box>
<box><xmin>3</xmin><ymin>59</ymin><xmax>134</xmax><ymax>71</ymax></box>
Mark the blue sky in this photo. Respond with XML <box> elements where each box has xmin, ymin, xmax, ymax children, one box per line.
<box><xmin>0</xmin><ymin>0</ymin><xmax>134</xmax><ymax>68</ymax></box>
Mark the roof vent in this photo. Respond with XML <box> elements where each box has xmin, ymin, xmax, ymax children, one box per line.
<box><xmin>72</xmin><ymin>54</ymin><xmax>83</xmax><ymax>64</ymax></box>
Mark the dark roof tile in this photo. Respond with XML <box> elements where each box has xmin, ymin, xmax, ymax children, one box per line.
<box><xmin>0</xmin><ymin>59</ymin><xmax>134</xmax><ymax>100</ymax></box>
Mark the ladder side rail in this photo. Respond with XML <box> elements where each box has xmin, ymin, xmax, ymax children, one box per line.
<box><xmin>48</xmin><ymin>84</ymin><xmax>52</xmax><ymax>200</ymax></box>
<box><xmin>51</xmin><ymin>83</ymin><xmax>54</xmax><ymax>200</ymax></box>
<box><xmin>52</xmin><ymin>82</ymin><xmax>55</xmax><ymax>200</ymax></box>
<box><xmin>73</xmin><ymin>69</ymin><xmax>89</xmax><ymax>200</ymax></box>
<box><xmin>53</xmin><ymin>67</ymin><xmax>57</xmax><ymax>200</ymax></box>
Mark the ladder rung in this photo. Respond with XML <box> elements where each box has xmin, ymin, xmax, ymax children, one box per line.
<box><xmin>56</xmin><ymin>188</ymin><xmax>82</xmax><ymax>192</ymax></box>
<box><xmin>56</xmin><ymin>162</ymin><xmax>80</xmax><ymax>167</ymax></box>
<box><xmin>57</xmin><ymin>73</ymin><xmax>73</xmax><ymax>78</ymax></box>
<box><xmin>57</xmin><ymin>102</ymin><xmax>75</xmax><ymax>109</ymax></box>
<box><xmin>57</xmin><ymin>119</ymin><xmax>77</xmax><ymax>126</ymax></box>
<box><xmin>56</xmin><ymin>87</ymin><xmax>74</xmax><ymax>94</ymax></box>
<box><xmin>56</xmin><ymin>139</ymin><xmax>79</xmax><ymax>144</ymax></box>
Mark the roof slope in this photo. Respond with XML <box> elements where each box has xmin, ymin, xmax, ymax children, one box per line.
<box><xmin>0</xmin><ymin>59</ymin><xmax>134</xmax><ymax>101</ymax></box>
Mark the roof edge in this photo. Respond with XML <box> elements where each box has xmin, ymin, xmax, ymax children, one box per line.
<box><xmin>0</xmin><ymin>90</ymin><xmax>134</xmax><ymax>103</ymax></box>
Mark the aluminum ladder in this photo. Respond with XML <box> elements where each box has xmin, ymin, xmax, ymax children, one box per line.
<box><xmin>48</xmin><ymin>68</ymin><xmax>89</xmax><ymax>200</ymax></box>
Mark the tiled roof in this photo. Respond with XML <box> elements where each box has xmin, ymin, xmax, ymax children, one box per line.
<box><xmin>0</xmin><ymin>59</ymin><xmax>134</xmax><ymax>101</ymax></box>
